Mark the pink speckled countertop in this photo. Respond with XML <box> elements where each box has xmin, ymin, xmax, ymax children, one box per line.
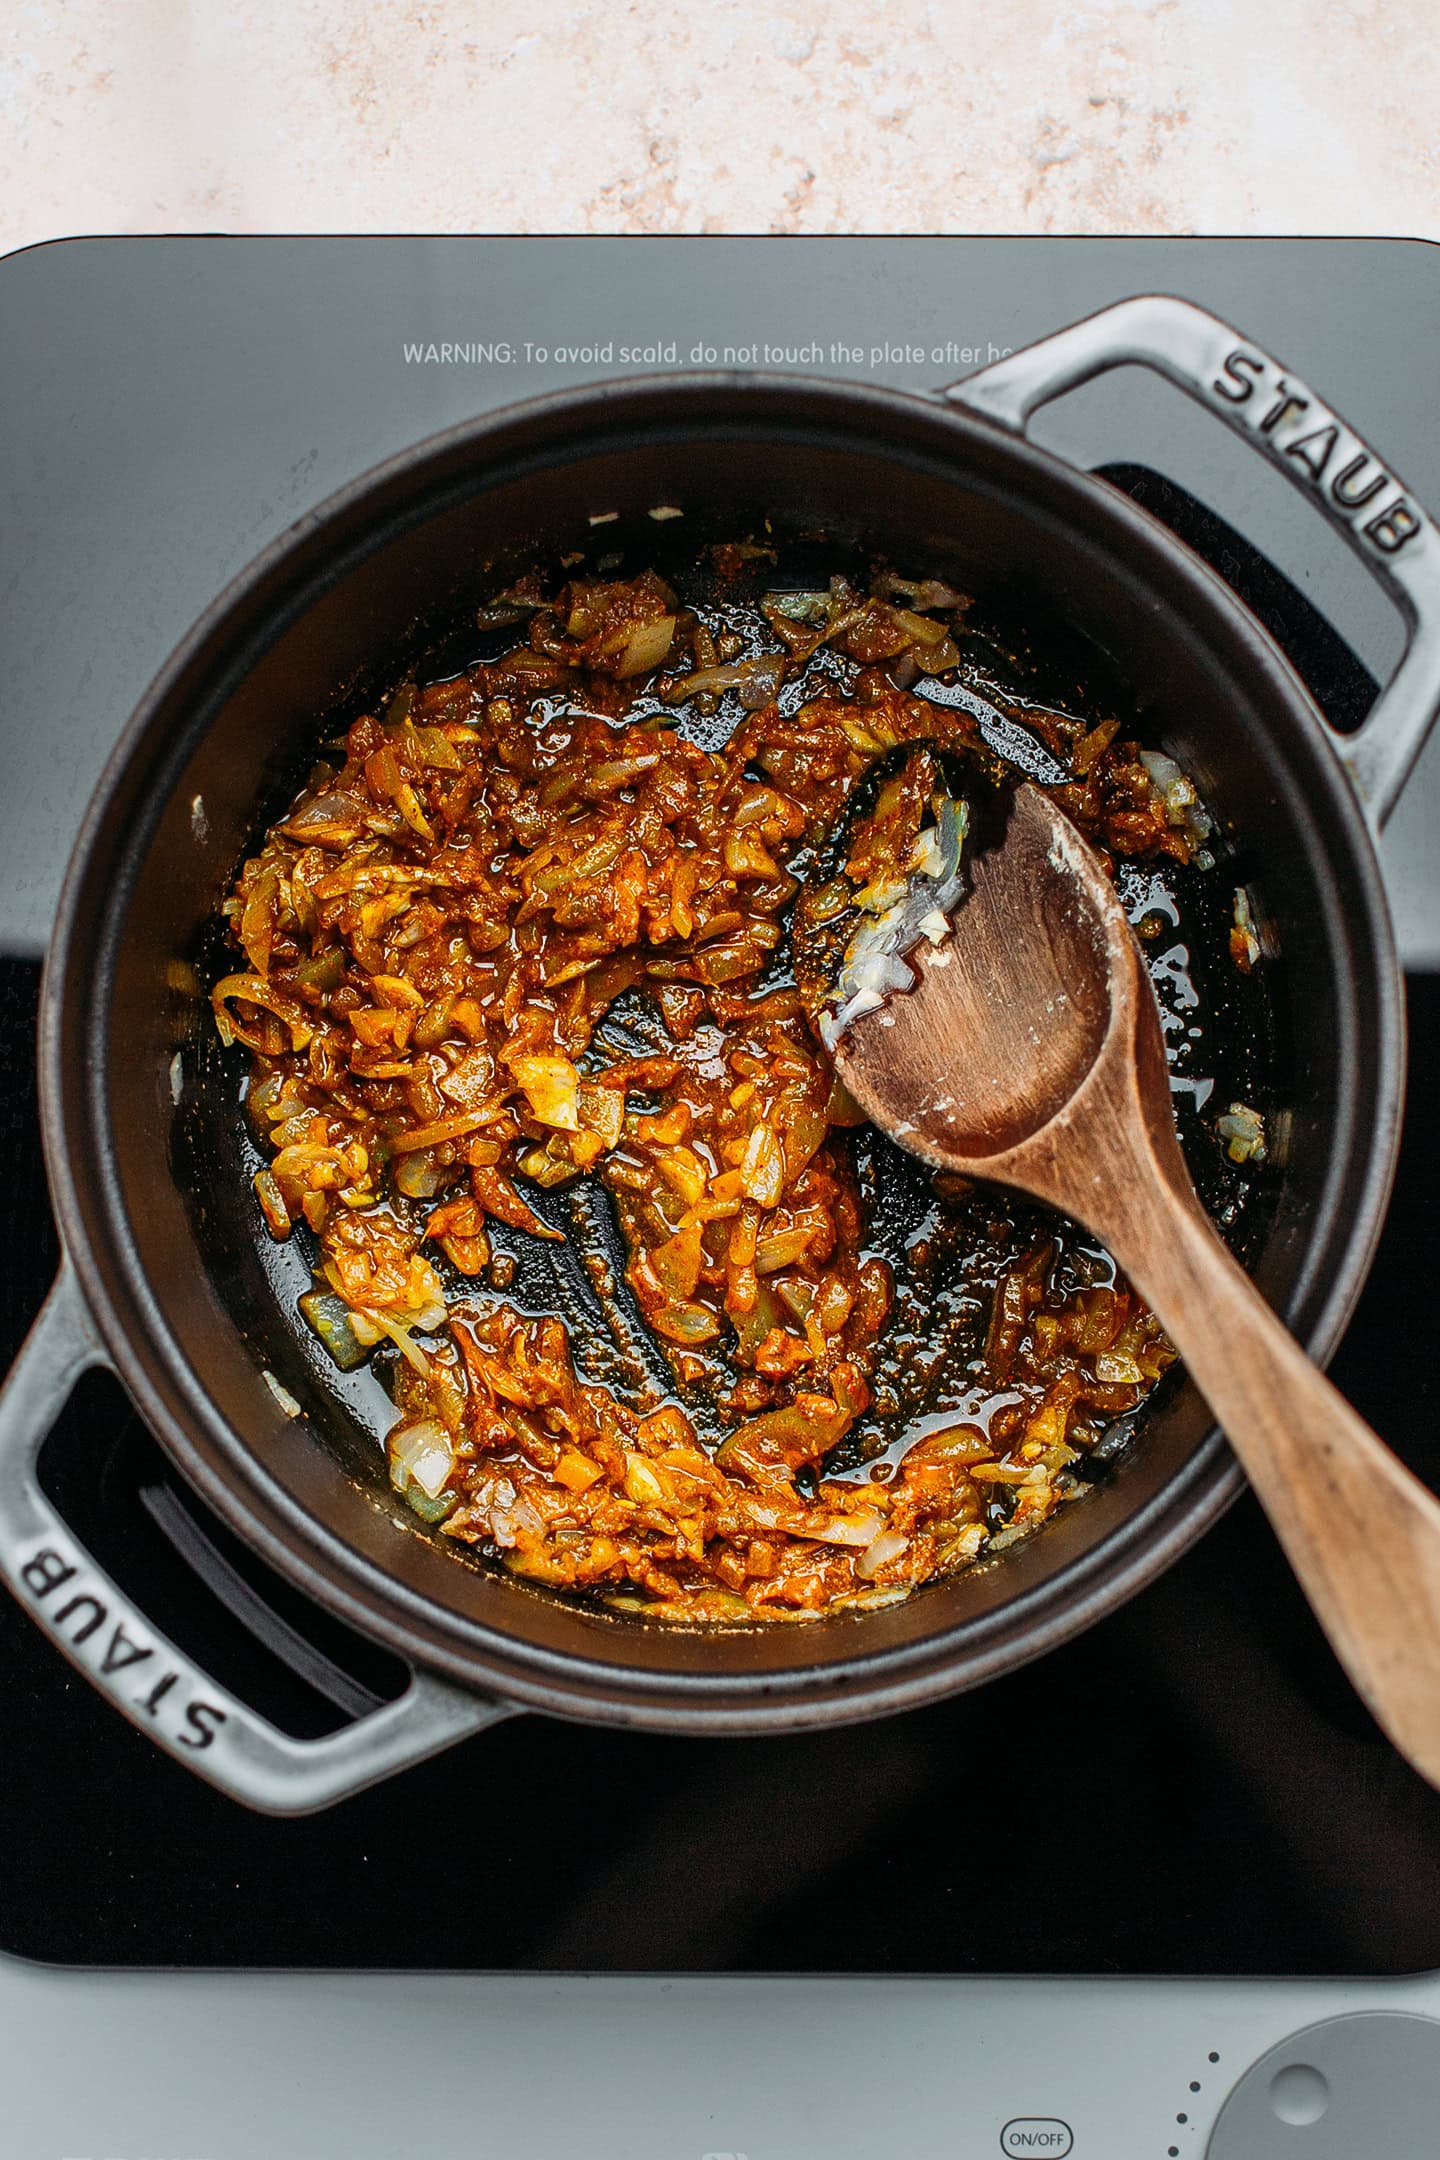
<box><xmin>1</xmin><ymin>0</ymin><xmax>1436</xmax><ymax>250</ymax></box>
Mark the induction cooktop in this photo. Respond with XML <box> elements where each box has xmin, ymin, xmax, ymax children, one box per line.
<box><xmin>1</xmin><ymin>235</ymin><xmax>1438</xmax><ymax>2160</ymax></box>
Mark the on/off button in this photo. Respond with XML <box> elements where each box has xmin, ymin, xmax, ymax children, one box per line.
<box><xmin>1000</xmin><ymin>2121</ymin><xmax>1074</xmax><ymax>2156</ymax></box>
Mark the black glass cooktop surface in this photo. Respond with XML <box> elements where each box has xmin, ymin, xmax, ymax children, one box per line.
<box><xmin>2</xmin><ymin>441</ymin><xmax>1437</xmax><ymax>1975</ymax></box>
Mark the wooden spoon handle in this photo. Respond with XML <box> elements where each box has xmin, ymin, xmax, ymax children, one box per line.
<box><xmin>1113</xmin><ymin>1193</ymin><xmax>1440</xmax><ymax>1787</ymax></box>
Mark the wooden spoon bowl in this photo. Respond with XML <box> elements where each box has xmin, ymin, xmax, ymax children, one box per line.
<box><xmin>836</xmin><ymin>781</ymin><xmax>1440</xmax><ymax>1790</ymax></box>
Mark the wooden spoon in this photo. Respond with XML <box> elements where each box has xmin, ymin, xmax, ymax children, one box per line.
<box><xmin>833</xmin><ymin>780</ymin><xmax>1440</xmax><ymax>1787</ymax></box>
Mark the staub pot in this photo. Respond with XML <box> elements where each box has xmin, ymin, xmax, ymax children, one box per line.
<box><xmin>2</xmin><ymin>296</ymin><xmax>1437</xmax><ymax>1814</ymax></box>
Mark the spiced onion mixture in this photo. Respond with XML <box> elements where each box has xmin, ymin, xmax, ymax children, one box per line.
<box><xmin>214</xmin><ymin>557</ymin><xmax>1212</xmax><ymax>1624</ymax></box>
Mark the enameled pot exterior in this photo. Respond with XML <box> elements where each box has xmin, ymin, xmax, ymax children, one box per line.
<box><xmin>3</xmin><ymin>297</ymin><xmax>1437</xmax><ymax>1812</ymax></box>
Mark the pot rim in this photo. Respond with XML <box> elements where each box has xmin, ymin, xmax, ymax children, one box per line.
<box><xmin>36</xmin><ymin>370</ymin><xmax>1406</xmax><ymax>1729</ymax></box>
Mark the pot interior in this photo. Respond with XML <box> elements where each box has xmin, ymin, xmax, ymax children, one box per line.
<box><xmin>52</xmin><ymin>380</ymin><xmax>1399</xmax><ymax>1718</ymax></box>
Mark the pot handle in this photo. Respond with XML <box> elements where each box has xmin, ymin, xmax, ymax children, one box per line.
<box><xmin>945</xmin><ymin>293</ymin><xmax>1440</xmax><ymax>828</ymax></box>
<box><xmin>0</xmin><ymin>1264</ymin><xmax>514</xmax><ymax>1815</ymax></box>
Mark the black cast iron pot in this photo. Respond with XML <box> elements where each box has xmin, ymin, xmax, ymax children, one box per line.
<box><xmin>2</xmin><ymin>295</ymin><xmax>1437</xmax><ymax>1813</ymax></box>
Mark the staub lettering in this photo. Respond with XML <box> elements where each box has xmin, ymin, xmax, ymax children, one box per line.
<box><xmin>20</xmin><ymin>1544</ymin><xmax>229</xmax><ymax>1752</ymax></box>
<box><xmin>1209</xmin><ymin>346</ymin><xmax>1422</xmax><ymax>556</ymax></box>
<box><xmin>1213</xmin><ymin>348</ymin><xmax>1263</xmax><ymax>402</ymax></box>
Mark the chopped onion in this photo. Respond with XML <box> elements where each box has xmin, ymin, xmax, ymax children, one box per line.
<box><xmin>874</xmin><ymin>574</ymin><xmax>965</xmax><ymax>611</ymax></box>
<box><xmin>892</xmin><ymin>607</ymin><xmax>950</xmax><ymax>646</ymax></box>
<box><xmin>577</xmin><ymin>1080</ymin><xmax>626</xmax><ymax>1149</ymax></box>
<box><xmin>617</xmin><ymin>615</ymin><xmax>676</xmax><ymax>677</ymax></box>
<box><xmin>1231</xmin><ymin>885</ymin><xmax>1261</xmax><ymax>971</ymax></box>
<box><xmin>490</xmin><ymin>1493</ymin><xmax>543</xmax><ymax>1547</ymax></box>
<box><xmin>508</xmin><ymin>1053</ymin><xmax>581</xmax><ymax>1131</ymax></box>
<box><xmin>212</xmin><ymin>974</ymin><xmax>314</xmax><ymax>1053</ymax></box>
<box><xmin>407</xmin><ymin>1490</ymin><xmax>459</xmax><ymax>1524</ymax></box>
<box><xmin>409</xmin><ymin>1289</ymin><xmax>449</xmax><ymax>1332</ymax></box>
<box><xmin>390</xmin><ymin>1108</ymin><xmax>496</xmax><ymax>1154</ymax></box>
<box><xmin>662</xmin><ymin>655</ymin><xmax>785</xmax><ymax>707</ymax></box>
<box><xmin>1217</xmin><ymin>1101</ymin><xmax>1268</xmax><ymax>1164</ymax></box>
<box><xmin>1139</xmin><ymin>749</ymin><xmax>1184</xmax><ymax>794</ymax></box>
<box><xmin>810</xmin><ymin>1511</ymin><xmax>885</xmax><ymax>1549</ymax></box>
<box><xmin>649</xmin><ymin>1299</ymin><xmax>723</xmax><ymax>1345</ymax></box>
<box><xmin>856</xmin><ymin>1528</ymin><xmax>910</xmax><ymax>1580</ymax></box>
<box><xmin>253</xmin><ymin>1168</ymin><xmax>292</xmax><ymax>1239</ymax></box>
<box><xmin>824</xmin><ymin>791</ymin><xmax>970</xmax><ymax>1047</ymax></box>
<box><xmin>388</xmin><ymin>1418</ymin><xmax>454</xmax><ymax>1501</ymax></box>
<box><xmin>261</xmin><ymin>1369</ymin><xmax>302</xmax><ymax>1419</ymax></box>
<box><xmin>374</xmin><ymin>1316</ymin><xmax>436</xmax><ymax>1376</ymax></box>
<box><xmin>300</xmin><ymin>1288</ymin><xmax>369</xmax><ymax>1370</ymax></box>
<box><xmin>762</xmin><ymin>590</ymin><xmax>830</xmax><ymax>623</ymax></box>
<box><xmin>848</xmin><ymin>1585</ymin><xmax>912</xmax><ymax>1611</ymax></box>
<box><xmin>588</xmin><ymin>753</ymin><xmax>662</xmax><ymax>790</ymax></box>
<box><xmin>736</xmin><ymin>657</ymin><xmax>788</xmax><ymax>711</ymax></box>
<box><xmin>393</xmin><ymin>1148</ymin><xmax>445</xmax><ymax>1199</ymax></box>
<box><xmin>623</xmin><ymin>1452</ymin><xmax>670</xmax><ymax>1507</ymax></box>
<box><xmin>1140</xmin><ymin>748</ymin><xmax>1213</xmax><ymax>843</ymax></box>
